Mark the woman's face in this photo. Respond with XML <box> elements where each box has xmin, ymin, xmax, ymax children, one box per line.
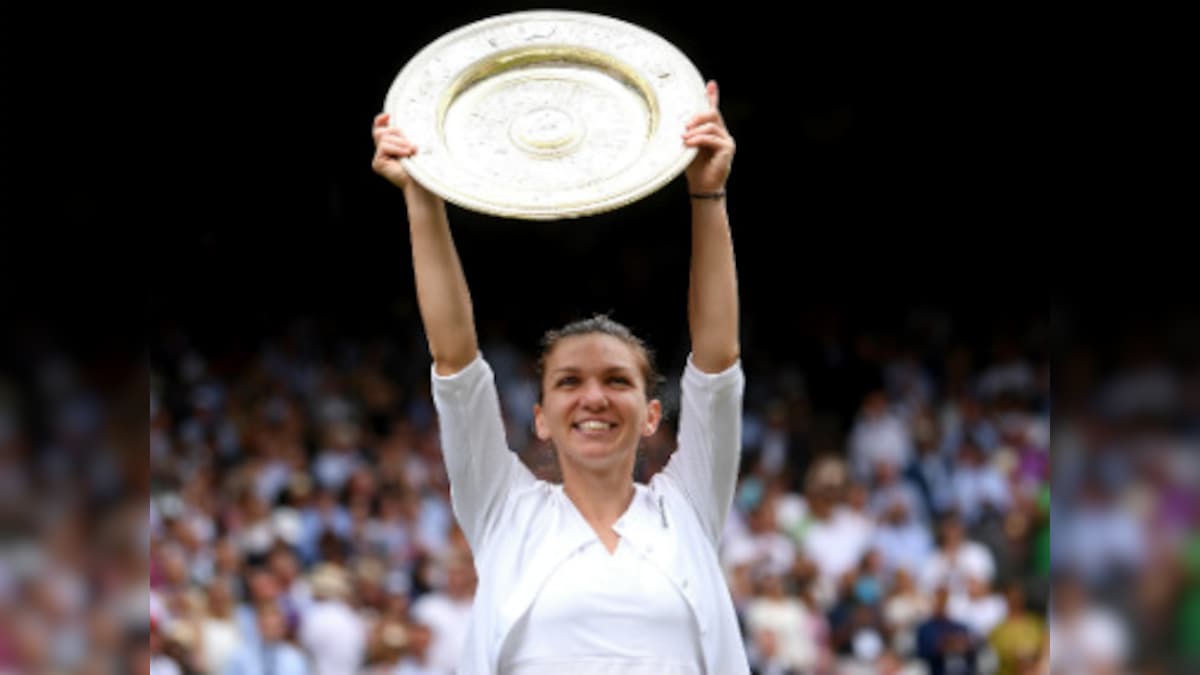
<box><xmin>534</xmin><ymin>333</ymin><xmax>661</xmax><ymax>475</ymax></box>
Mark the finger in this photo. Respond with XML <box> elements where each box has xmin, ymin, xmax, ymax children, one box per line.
<box><xmin>683</xmin><ymin>122</ymin><xmax>726</xmax><ymax>139</ymax></box>
<box><xmin>379</xmin><ymin>140</ymin><xmax>416</xmax><ymax>157</ymax></box>
<box><xmin>373</xmin><ymin>127</ymin><xmax>411</xmax><ymax>145</ymax></box>
<box><xmin>374</xmin><ymin>112</ymin><xmax>389</xmax><ymax>128</ymax></box>
<box><xmin>707</xmin><ymin>80</ymin><xmax>719</xmax><ymax>110</ymax></box>
<box><xmin>683</xmin><ymin>134</ymin><xmax>733</xmax><ymax>151</ymax></box>
<box><xmin>687</xmin><ymin>110</ymin><xmax>722</xmax><ymax>129</ymax></box>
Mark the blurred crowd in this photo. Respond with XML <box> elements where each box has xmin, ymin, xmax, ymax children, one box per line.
<box><xmin>139</xmin><ymin>306</ymin><xmax>1059</xmax><ymax>675</ymax></box>
<box><xmin>0</xmin><ymin>330</ymin><xmax>146</xmax><ymax>673</ymax></box>
<box><xmin>3</xmin><ymin>301</ymin><xmax>1196</xmax><ymax>674</ymax></box>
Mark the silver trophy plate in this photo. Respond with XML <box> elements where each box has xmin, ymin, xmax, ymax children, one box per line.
<box><xmin>384</xmin><ymin>10</ymin><xmax>709</xmax><ymax>220</ymax></box>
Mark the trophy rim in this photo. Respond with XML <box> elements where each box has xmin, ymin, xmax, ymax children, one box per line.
<box><xmin>384</xmin><ymin>10</ymin><xmax>707</xmax><ymax>220</ymax></box>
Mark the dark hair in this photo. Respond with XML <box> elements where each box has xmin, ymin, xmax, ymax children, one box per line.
<box><xmin>536</xmin><ymin>314</ymin><xmax>665</xmax><ymax>402</ymax></box>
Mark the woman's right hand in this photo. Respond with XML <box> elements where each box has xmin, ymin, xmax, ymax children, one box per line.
<box><xmin>371</xmin><ymin>113</ymin><xmax>419</xmax><ymax>190</ymax></box>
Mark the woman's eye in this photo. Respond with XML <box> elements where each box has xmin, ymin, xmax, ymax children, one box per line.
<box><xmin>556</xmin><ymin>376</ymin><xmax>578</xmax><ymax>387</ymax></box>
<box><xmin>608</xmin><ymin>376</ymin><xmax>632</xmax><ymax>386</ymax></box>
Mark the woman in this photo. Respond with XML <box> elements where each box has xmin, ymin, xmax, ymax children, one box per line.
<box><xmin>372</xmin><ymin>80</ymin><xmax>746</xmax><ymax>674</ymax></box>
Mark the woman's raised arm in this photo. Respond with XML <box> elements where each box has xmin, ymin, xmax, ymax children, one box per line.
<box><xmin>682</xmin><ymin>81</ymin><xmax>739</xmax><ymax>373</ymax></box>
<box><xmin>372</xmin><ymin>113</ymin><xmax>478</xmax><ymax>375</ymax></box>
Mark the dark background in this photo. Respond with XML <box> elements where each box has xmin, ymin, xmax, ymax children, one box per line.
<box><xmin>4</xmin><ymin>2</ymin><xmax>1041</xmax><ymax>370</ymax></box>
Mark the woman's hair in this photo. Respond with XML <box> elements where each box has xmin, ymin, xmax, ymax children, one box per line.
<box><xmin>536</xmin><ymin>314</ymin><xmax>665</xmax><ymax>402</ymax></box>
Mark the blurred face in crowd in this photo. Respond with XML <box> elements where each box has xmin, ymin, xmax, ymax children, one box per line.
<box><xmin>862</xmin><ymin>390</ymin><xmax>888</xmax><ymax>419</ymax></box>
<box><xmin>883</xmin><ymin>500</ymin><xmax>910</xmax><ymax>525</ymax></box>
<box><xmin>758</xmin><ymin>572</ymin><xmax>786</xmax><ymax>599</ymax></box>
<box><xmin>874</xmin><ymin>460</ymin><xmax>899</xmax><ymax>485</ymax></box>
<box><xmin>207</xmin><ymin>577</ymin><xmax>236</xmax><ymax>618</ymax></box>
<box><xmin>966</xmin><ymin>574</ymin><xmax>991</xmax><ymax>599</ymax></box>
<box><xmin>214</xmin><ymin>537</ymin><xmax>241</xmax><ymax>576</ymax></box>
<box><xmin>1005</xmin><ymin>583</ymin><xmax>1027</xmax><ymax>614</ymax></box>
<box><xmin>847</xmin><ymin>482</ymin><xmax>869</xmax><ymax>511</ymax></box>
<box><xmin>256</xmin><ymin>602</ymin><xmax>286</xmax><ymax>642</ymax></box>
<box><xmin>534</xmin><ymin>334</ymin><xmax>662</xmax><ymax>477</ymax></box>
<box><xmin>748</xmin><ymin>501</ymin><xmax>777</xmax><ymax>534</ymax></box>
<box><xmin>932</xmin><ymin>586</ymin><xmax>950</xmax><ymax>616</ymax></box>
<box><xmin>268</xmin><ymin>547</ymin><xmax>300</xmax><ymax>584</ymax></box>
<box><xmin>1053</xmin><ymin>575</ymin><xmax>1086</xmax><ymax>618</ymax></box>
<box><xmin>808</xmin><ymin>487</ymin><xmax>836</xmax><ymax>519</ymax></box>
<box><xmin>246</xmin><ymin>568</ymin><xmax>280</xmax><ymax>603</ymax></box>
<box><xmin>939</xmin><ymin>517</ymin><xmax>965</xmax><ymax>549</ymax></box>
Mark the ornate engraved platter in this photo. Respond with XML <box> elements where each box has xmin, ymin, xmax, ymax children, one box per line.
<box><xmin>384</xmin><ymin>10</ymin><xmax>709</xmax><ymax>219</ymax></box>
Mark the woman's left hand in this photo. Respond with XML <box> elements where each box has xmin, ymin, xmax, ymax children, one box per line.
<box><xmin>684</xmin><ymin>80</ymin><xmax>736</xmax><ymax>194</ymax></box>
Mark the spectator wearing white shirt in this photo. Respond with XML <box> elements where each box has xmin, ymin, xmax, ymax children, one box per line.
<box><xmin>198</xmin><ymin>577</ymin><xmax>242</xmax><ymax>675</ymax></box>
<box><xmin>920</xmin><ymin>515</ymin><xmax>995</xmax><ymax>595</ymax></box>
<box><xmin>882</xmin><ymin>568</ymin><xmax>932</xmax><ymax>657</ymax></box>
<box><xmin>410</xmin><ymin>549</ymin><xmax>476</xmax><ymax>675</ymax></box>
<box><xmin>1048</xmin><ymin>574</ymin><xmax>1129</xmax><ymax>675</ymax></box>
<box><xmin>723</xmin><ymin>495</ymin><xmax>797</xmax><ymax>580</ymax></box>
<box><xmin>848</xmin><ymin>390</ymin><xmax>914</xmax><ymax>484</ymax></box>
<box><xmin>799</xmin><ymin>483</ymin><xmax>874</xmax><ymax>610</ymax></box>
<box><xmin>297</xmin><ymin>564</ymin><xmax>365</xmax><ymax>675</ymax></box>
<box><xmin>1056</xmin><ymin>476</ymin><xmax>1146</xmax><ymax>586</ymax></box>
<box><xmin>946</xmin><ymin>573</ymin><xmax>1007</xmax><ymax>642</ymax></box>
<box><xmin>743</xmin><ymin>572</ymin><xmax>820</xmax><ymax>673</ymax></box>
<box><xmin>311</xmin><ymin>422</ymin><xmax>363</xmax><ymax>493</ymax></box>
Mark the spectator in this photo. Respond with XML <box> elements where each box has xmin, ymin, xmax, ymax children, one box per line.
<box><xmin>848</xmin><ymin>390</ymin><xmax>914</xmax><ymax>484</ymax></box>
<box><xmin>1048</xmin><ymin>575</ymin><xmax>1129</xmax><ymax>675</ymax></box>
<box><xmin>224</xmin><ymin>602</ymin><xmax>308</xmax><ymax>675</ymax></box>
<box><xmin>297</xmin><ymin>563</ymin><xmax>365</xmax><ymax>675</ymax></box>
<box><xmin>947</xmin><ymin>572</ymin><xmax>1007</xmax><ymax>641</ymax></box>
<box><xmin>798</xmin><ymin>481</ymin><xmax>874</xmax><ymax>609</ymax></box>
<box><xmin>915</xmin><ymin>587</ymin><xmax>977</xmax><ymax>675</ymax></box>
<box><xmin>743</xmin><ymin>572</ymin><xmax>820</xmax><ymax>672</ymax></box>
<box><xmin>872</xmin><ymin>491</ymin><xmax>934</xmax><ymax>579</ymax></box>
<box><xmin>920</xmin><ymin>514</ymin><xmax>995</xmax><ymax>595</ymax></box>
<box><xmin>409</xmin><ymin>549</ymin><xmax>476</xmax><ymax>674</ymax></box>
<box><xmin>149</xmin><ymin>619</ymin><xmax>182</xmax><ymax>675</ymax></box>
<box><xmin>905</xmin><ymin>408</ymin><xmax>956</xmax><ymax>519</ymax></box>
<box><xmin>724</xmin><ymin>495</ymin><xmax>797</xmax><ymax>580</ymax></box>
<box><xmin>198</xmin><ymin>577</ymin><xmax>241</xmax><ymax>674</ymax></box>
<box><xmin>949</xmin><ymin>437</ymin><xmax>1010</xmax><ymax>527</ymax></box>
<box><xmin>882</xmin><ymin>568</ymin><xmax>932</xmax><ymax>657</ymax></box>
<box><xmin>987</xmin><ymin>583</ymin><xmax>1046</xmax><ymax>675</ymax></box>
<box><xmin>234</xmin><ymin>567</ymin><xmax>281</xmax><ymax>650</ymax></box>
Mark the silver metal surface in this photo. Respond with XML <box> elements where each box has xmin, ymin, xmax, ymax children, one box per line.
<box><xmin>384</xmin><ymin>10</ymin><xmax>708</xmax><ymax>219</ymax></box>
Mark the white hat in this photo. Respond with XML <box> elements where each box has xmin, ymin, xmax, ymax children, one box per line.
<box><xmin>308</xmin><ymin>563</ymin><xmax>352</xmax><ymax>600</ymax></box>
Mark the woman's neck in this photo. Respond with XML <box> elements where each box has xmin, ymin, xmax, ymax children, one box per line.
<box><xmin>560</xmin><ymin>464</ymin><xmax>636</xmax><ymax>527</ymax></box>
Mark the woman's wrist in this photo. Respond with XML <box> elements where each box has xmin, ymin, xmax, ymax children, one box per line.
<box><xmin>403</xmin><ymin>180</ymin><xmax>439</xmax><ymax>204</ymax></box>
<box><xmin>687</xmin><ymin>181</ymin><xmax>727</xmax><ymax>200</ymax></box>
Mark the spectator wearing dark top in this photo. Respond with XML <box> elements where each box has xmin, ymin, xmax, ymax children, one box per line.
<box><xmin>916</xmin><ymin>586</ymin><xmax>977</xmax><ymax>675</ymax></box>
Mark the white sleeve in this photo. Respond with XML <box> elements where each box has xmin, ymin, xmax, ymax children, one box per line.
<box><xmin>661</xmin><ymin>354</ymin><xmax>745</xmax><ymax>546</ymax></box>
<box><xmin>431</xmin><ymin>354</ymin><xmax>535</xmax><ymax>552</ymax></box>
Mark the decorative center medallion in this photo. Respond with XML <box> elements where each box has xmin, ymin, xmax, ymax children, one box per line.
<box><xmin>510</xmin><ymin>107</ymin><xmax>583</xmax><ymax>156</ymax></box>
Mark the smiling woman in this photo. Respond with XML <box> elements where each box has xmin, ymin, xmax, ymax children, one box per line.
<box><xmin>534</xmin><ymin>328</ymin><xmax>665</xmax><ymax>510</ymax></box>
<box><xmin>372</xmin><ymin>77</ymin><xmax>747</xmax><ymax>674</ymax></box>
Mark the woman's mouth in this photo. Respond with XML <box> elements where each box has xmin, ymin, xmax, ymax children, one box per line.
<box><xmin>574</xmin><ymin>420</ymin><xmax>617</xmax><ymax>432</ymax></box>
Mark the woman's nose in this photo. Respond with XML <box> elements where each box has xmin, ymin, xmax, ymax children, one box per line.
<box><xmin>579</xmin><ymin>380</ymin><xmax>609</xmax><ymax>409</ymax></box>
